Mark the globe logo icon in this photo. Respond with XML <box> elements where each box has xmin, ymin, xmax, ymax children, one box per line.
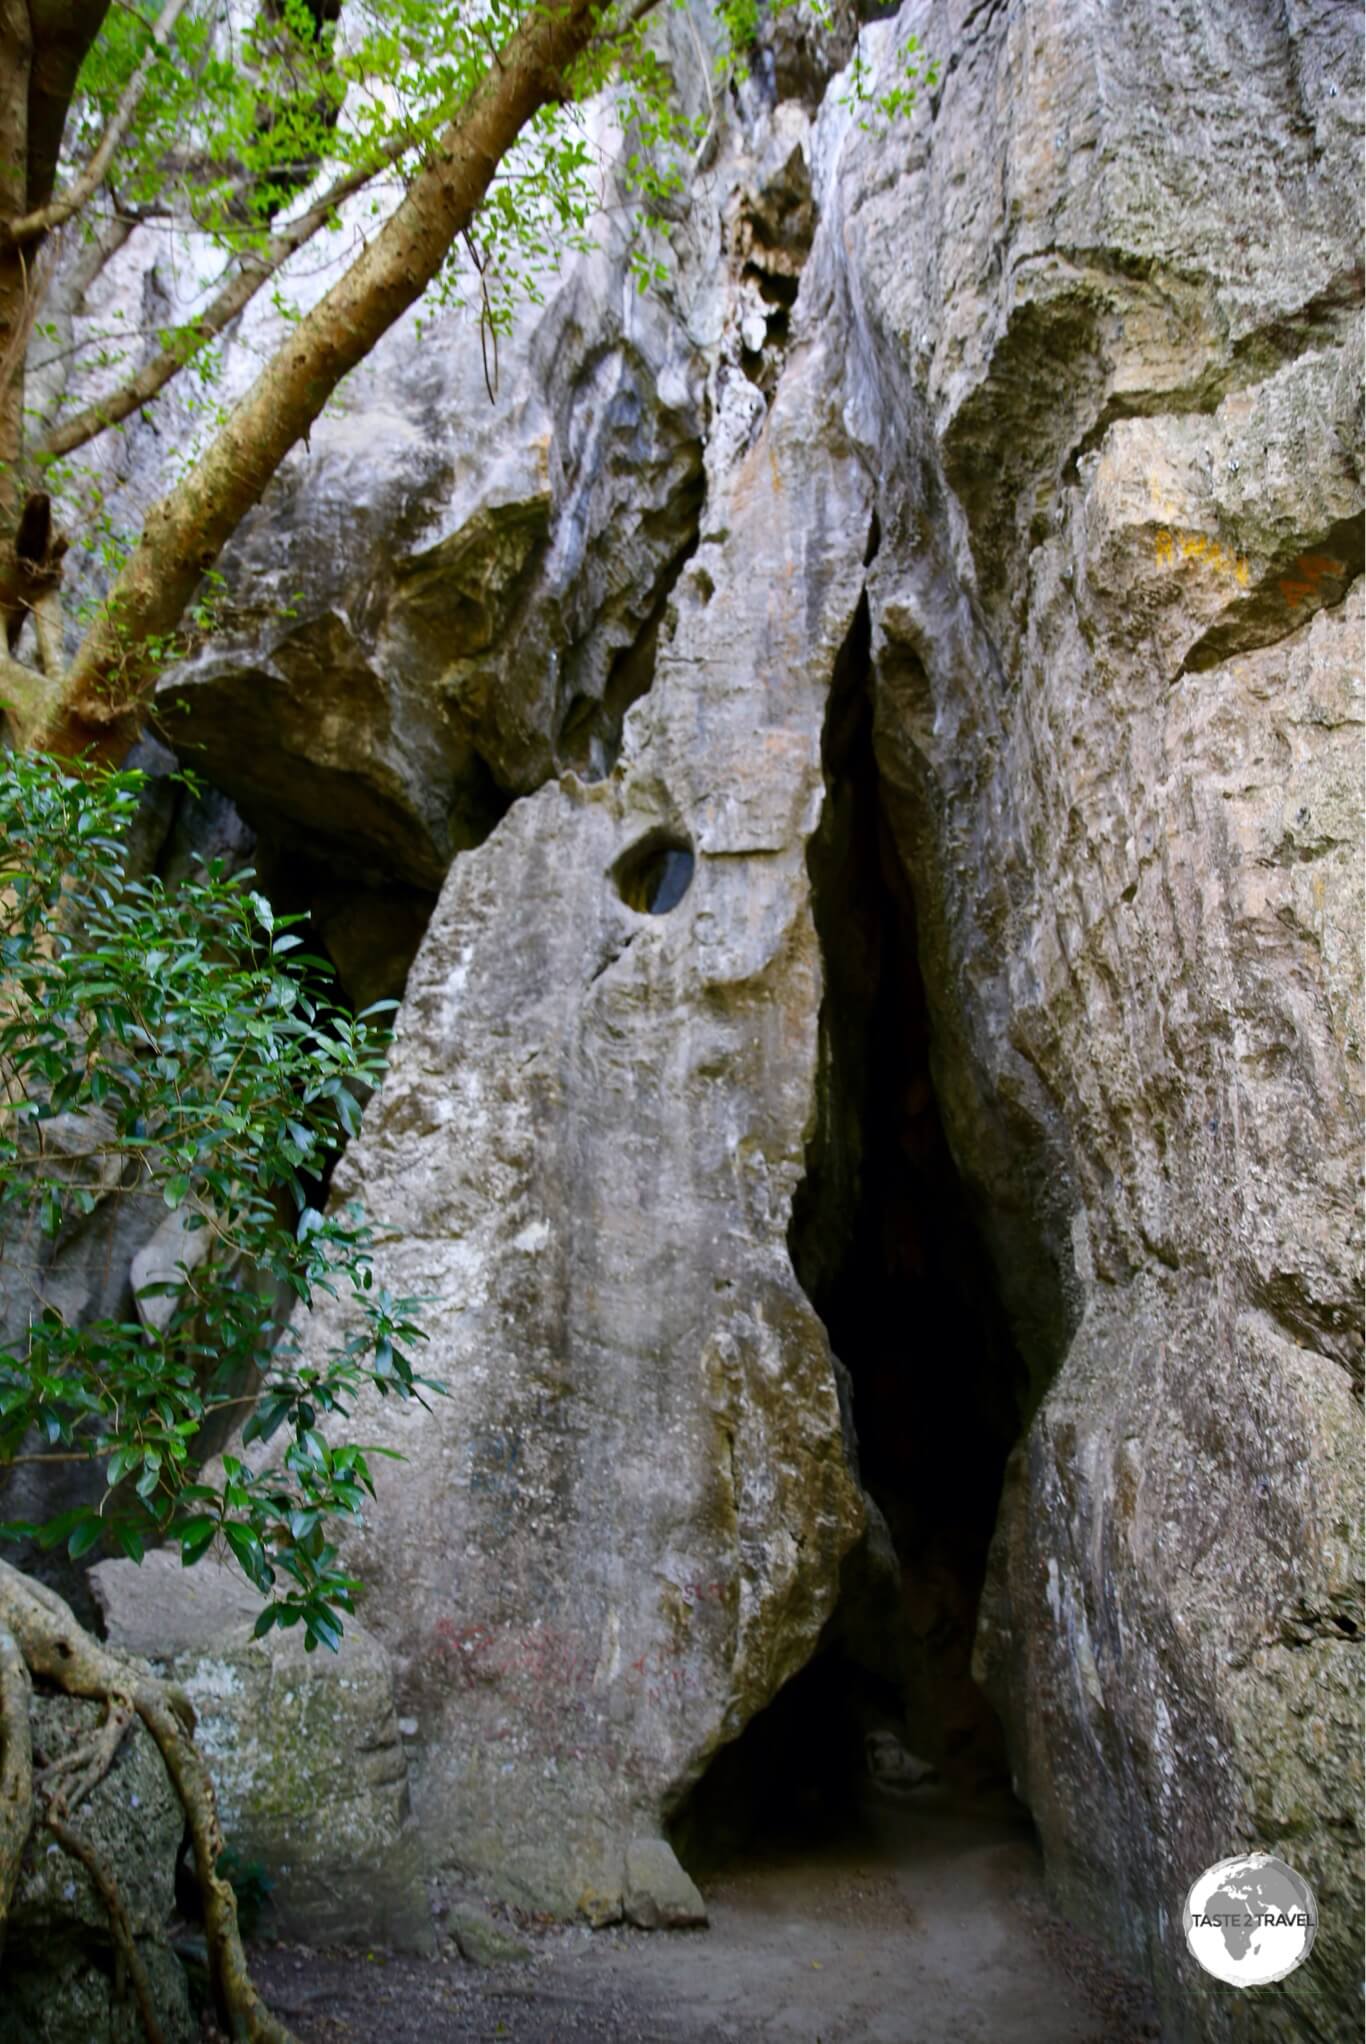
<box><xmin>1184</xmin><ymin>1853</ymin><xmax>1318</xmax><ymax>1987</ymax></box>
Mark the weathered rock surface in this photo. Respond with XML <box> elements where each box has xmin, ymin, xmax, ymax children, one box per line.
<box><xmin>814</xmin><ymin>2</ymin><xmax>1363</xmax><ymax>2038</ymax></box>
<box><xmin>16</xmin><ymin>1</ymin><xmax>1361</xmax><ymax>2037</ymax></box>
<box><xmin>51</xmin><ymin>33</ymin><xmax>728</xmax><ymax>891</ymax></box>
<box><xmin>6</xmin><ymin>1694</ymin><xmax>194</xmax><ymax>2044</ymax></box>
<box><xmin>281</xmin><ymin>304</ymin><xmax>870</xmax><ymax>1920</ymax></box>
<box><xmin>623</xmin><ymin>1838</ymin><xmax>708</xmax><ymax>1930</ymax></box>
<box><xmin>90</xmin><ymin>1551</ymin><xmax>426</xmax><ymax>1948</ymax></box>
<box><xmin>277</xmin><ymin>0</ymin><xmax>1362</xmax><ymax>2025</ymax></box>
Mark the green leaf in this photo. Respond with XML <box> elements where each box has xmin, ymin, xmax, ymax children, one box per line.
<box><xmin>3</xmin><ymin>695</ymin><xmax>443</xmax><ymax>1626</ymax></box>
<box><xmin>224</xmin><ymin>1521</ymin><xmax>273</xmax><ymax>1590</ymax></box>
<box><xmin>67</xmin><ymin>1516</ymin><xmax>104</xmax><ymax>1560</ymax></box>
<box><xmin>179</xmin><ymin>1518</ymin><xmax>218</xmax><ymax>1566</ymax></box>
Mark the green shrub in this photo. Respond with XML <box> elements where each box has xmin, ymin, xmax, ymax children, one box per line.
<box><xmin>0</xmin><ymin>752</ymin><xmax>432</xmax><ymax>1650</ymax></box>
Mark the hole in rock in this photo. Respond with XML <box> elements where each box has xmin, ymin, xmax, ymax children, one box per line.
<box><xmin>672</xmin><ymin>590</ymin><xmax>1032</xmax><ymax>1880</ymax></box>
<box><xmin>612</xmin><ymin>831</ymin><xmax>695</xmax><ymax>915</ymax></box>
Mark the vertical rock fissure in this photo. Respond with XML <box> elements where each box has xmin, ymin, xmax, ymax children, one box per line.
<box><xmin>555</xmin><ymin>452</ymin><xmax>706</xmax><ymax>782</ymax></box>
<box><xmin>787</xmin><ymin>576</ymin><xmax>1032</xmax><ymax>1796</ymax></box>
<box><xmin>675</xmin><ymin>572</ymin><xmax>1042</xmax><ymax>1877</ymax></box>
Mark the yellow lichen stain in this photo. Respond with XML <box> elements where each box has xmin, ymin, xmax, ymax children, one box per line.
<box><xmin>1154</xmin><ymin>527</ymin><xmax>1250</xmax><ymax>585</ymax></box>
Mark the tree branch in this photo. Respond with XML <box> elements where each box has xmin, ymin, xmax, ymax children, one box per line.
<box><xmin>38</xmin><ymin>134</ymin><xmax>417</xmax><ymax>462</ymax></box>
<box><xmin>0</xmin><ymin>1560</ymin><xmax>297</xmax><ymax>2044</ymax></box>
<box><xmin>36</xmin><ymin>1689</ymin><xmax>133</xmax><ymax>1816</ymax></box>
<box><xmin>41</xmin><ymin>0</ymin><xmax>605</xmax><ymax>763</ymax></box>
<box><xmin>3</xmin><ymin>0</ymin><xmax>192</xmax><ymax>249</ymax></box>
<box><xmin>44</xmin><ymin>1809</ymin><xmax>167</xmax><ymax>2044</ymax></box>
<box><xmin>587</xmin><ymin>0</ymin><xmax>661</xmax><ymax>61</ymax></box>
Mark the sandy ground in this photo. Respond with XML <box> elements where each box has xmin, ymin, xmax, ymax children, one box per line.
<box><xmin>243</xmin><ymin>1789</ymin><xmax>1160</xmax><ymax>2044</ymax></box>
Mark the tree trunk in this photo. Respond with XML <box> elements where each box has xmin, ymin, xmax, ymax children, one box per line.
<box><xmin>40</xmin><ymin>0</ymin><xmax>603</xmax><ymax>765</ymax></box>
<box><xmin>0</xmin><ymin>0</ymin><xmax>33</xmax><ymax>537</ymax></box>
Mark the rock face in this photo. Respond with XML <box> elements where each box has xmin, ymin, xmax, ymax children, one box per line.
<box><xmin>12</xmin><ymin>0</ymin><xmax>1360</xmax><ymax>2036</ymax></box>
<box><xmin>270</xmin><ymin>0</ymin><xmax>1359</xmax><ymax>2029</ymax></box>
<box><xmin>90</xmin><ymin>1552</ymin><xmax>426</xmax><ymax>1948</ymax></box>
<box><xmin>7</xmin><ymin>1694</ymin><xmax>194</xmax><ymax>2044</ymax></box>
<box><xmin>815</xmin><ymin>2</ymin><xmax>1363</xmax><ymax>2039</ymax></box>
<box><xmin>294</xmin><ymin>316</ymin><xmax>870</xmax><ymax>1921</ymax></box>
<box><xmin>56</xmin><ymin>51</ymin><xmax>719</xmax><ymax>893</ymax></box>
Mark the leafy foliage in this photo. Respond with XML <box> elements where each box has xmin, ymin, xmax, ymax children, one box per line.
<box><xmin>0</xmin><ymin>753</ymin><xmax>434</xmax><ymax>1650</ymax></box>
<box><xmin>31</xmin><ymin>0</ymin><xmax>935</xmax><ymax>503</ymax></box>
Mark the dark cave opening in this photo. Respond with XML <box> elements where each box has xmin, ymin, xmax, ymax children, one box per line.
<box><xmin>672</xmin><ymin>587</ymin><xmax>1031</xmax><ymax>1871</ymax></box>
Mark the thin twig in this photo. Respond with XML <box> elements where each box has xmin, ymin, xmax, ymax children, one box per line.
<box><xmin>462</xmin><ymin>231</ymin><xmax>499</xmax><ymax>404</ymax></box>
<box><xmin>37</xmin><ymin>126</ymin><xmax>423</xmax><ymax>461</ymax></box>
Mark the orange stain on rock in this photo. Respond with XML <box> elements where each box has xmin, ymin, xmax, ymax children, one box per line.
<box><xmin>1279</xmin><ymin>552</ymin><xmax>1345</xmax><ymax>607</ymax></box>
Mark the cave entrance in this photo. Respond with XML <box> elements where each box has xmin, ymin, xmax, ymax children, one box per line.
<box><xmin>672</xmin><ymin>589</ymin><xmax>1031</xmax><ymax>1873</ymax></box>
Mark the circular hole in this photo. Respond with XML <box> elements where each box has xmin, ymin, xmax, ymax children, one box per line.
<box><xmin>613</xmin><ymin>832</ymin><xmax>695</xmax><ymax>915</ymax></box>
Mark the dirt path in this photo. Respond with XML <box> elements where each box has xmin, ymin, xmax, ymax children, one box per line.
<box><xmin>246</xmin><ymin>1790</ymin><xmax>1159</xmax><ymax>2044</ymax></box>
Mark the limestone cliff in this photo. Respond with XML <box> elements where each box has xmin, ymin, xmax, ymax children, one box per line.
<box><xmin>19</xmin><ymin>1</ymin><xmax>1361</xmax><ymax>2038</ymax></box>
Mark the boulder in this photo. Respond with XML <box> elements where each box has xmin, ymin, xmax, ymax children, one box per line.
<box><xmin>91</xmin><ymin>1552</ymin><xmax>427</xmax><ymax>1949</ymax></box>
<box><xmin>259</xmin><ymin>274</ymin><xmax>870</xmax><ymax>1923</ymax></box>
<box><xmin>623</xmin><ymin>1840</ymin><xmax>708</xmax><ymax>1930</ymax></box>
<box><xmin>7</xmin><ymin>1693</ymin><xmax>194</xmax><ymax>2044</ymax></box>
<box><xmin>445</xmin><ymin>1902</ymin><xmax>532</xmax><ymax>1966</ymax></box>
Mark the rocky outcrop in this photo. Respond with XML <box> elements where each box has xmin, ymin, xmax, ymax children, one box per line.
<box><xmin>288</xmin><ymin>311</ymin><xmax>870</xmax><ymax>1921</ymax></box>
<box><xmin>7</xmin><ymin>1694</ymin><xmax>194</xmax><ymax>2044</ymax></box>
<box><xmin>90</xmin><ymin>1552</ymin><xmax>427</xmax><ymax>1949</ymax></box>
<box><xmin>56</xmin><ymin>37</ymin><xmax>722</xmax><ymax>892</ymax></box>
<box><xmin>273</xmin><ymin>0</ymin><xmax>1361</xmax><ymax>2027</ymax></box>
<box><xmin>15</xmin><ymin>1</ymin><xmax>1360</xmax><ymax>2037</ymax></box>
<box><xmin>817</xmin><ymin>2</ymin><xmax>1363</xmax><ymax>2038</ymax></box>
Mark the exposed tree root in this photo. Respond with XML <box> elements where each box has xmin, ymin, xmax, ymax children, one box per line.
<box><xmin>35</xmin><ymin>1687</ymin><xmax>133</xmax><ymax>1815</ymax></box>
<box><xmin>44</xmin><ymin>1808</ymin><xmax>167</xmax><ymax>2044</ymax></box>
<box><xmin>0</xmin><ymin>1559</ymin><xmax>297</xmax><ymax>2044</ymax></box>
<box><xmin>0</xmin><ymin>1619</ymin><xmax>33</xmax><ymax>1951</ymax></box>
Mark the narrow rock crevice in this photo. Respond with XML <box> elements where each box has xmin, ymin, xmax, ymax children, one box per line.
<box><xmin>672</xmin><ymin>579</ymin><xmax>1033</xmax><ymax>1869</ymax></box>
<box><xmin>556</xmin><ymin>456</ymin><xmax>706</xmax><ymax>780</ymax></box>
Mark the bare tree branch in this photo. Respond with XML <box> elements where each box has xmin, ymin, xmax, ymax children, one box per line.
<box><xmin>3</xmin><ymin>0</ymin><xmax>192</xmax><ymax>249</ymax></box>
<box><xmin>41</xmin><ymin>0</ymin><xmax>608</xmax><ymax>763</ymax></box>
<box><xmin>38</xmin><ymin>130</ymin><xmax>418</xmax><ymax>462</ymax></box>
<box><xmin>0</xmin><ymin>1560</ymin><xmax>297</xmax><ymax>2044</ymax></box>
